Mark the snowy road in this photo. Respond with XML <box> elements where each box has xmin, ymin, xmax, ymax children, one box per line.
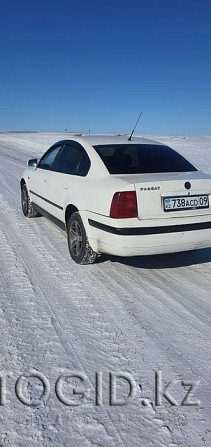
<box><xmin>0</xmin><ymin>133</ymin><xmax>210</xmax><ymax>446</ymax></box>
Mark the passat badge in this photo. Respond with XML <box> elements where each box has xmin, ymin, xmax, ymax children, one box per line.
<box><xmin>140</xmin><ymin>186</ymin><xmax>160</xmax><ymax>191</ymax></box>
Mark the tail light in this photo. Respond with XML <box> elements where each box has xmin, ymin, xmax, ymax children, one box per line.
<box><xmin>110</xmin><ymin>191</ymin><xmax>138</xmax><ymax>218</ymax></box>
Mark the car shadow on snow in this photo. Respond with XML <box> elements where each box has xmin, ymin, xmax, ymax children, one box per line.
<box><xmin>97</xmin><ymin>248</ymin><xmax>211</xmax><ymax>269</ymax></box>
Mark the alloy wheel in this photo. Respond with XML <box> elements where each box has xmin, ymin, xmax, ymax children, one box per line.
<box><xmin>69</xmin><ymin>220</ymin><xmax>83</xmax><ymax>256</ymax></box>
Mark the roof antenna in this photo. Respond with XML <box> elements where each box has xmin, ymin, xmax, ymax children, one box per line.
<box><xmin>128</xmin><ymin>112</ymin><xmax>142</xmax><ymax>141</ymax></box>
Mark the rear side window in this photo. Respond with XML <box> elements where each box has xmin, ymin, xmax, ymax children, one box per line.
<box><xmin>53</xmin><ymin>143</ymin><xmax>90</xmax><ymax>176</ymax></box>
<box><xmin>93</xmin><ymin>144</ymin><xmax>197</xmax><ymax>174</ymax></box>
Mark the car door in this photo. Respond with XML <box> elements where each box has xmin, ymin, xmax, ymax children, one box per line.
<box><xmin>29</xmin><ymin>143</ymin><xmax>64</xmax><ymax>211</ymax></box>
<box><xmin>44</xmin><ymin>142</ymin><xmax>91</xmax><ymax>222</ymax></box>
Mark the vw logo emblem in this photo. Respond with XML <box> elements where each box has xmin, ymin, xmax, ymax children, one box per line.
<box><xmin>185</xmin><ymin>182</ymin><xmax>191</xmax><ymax>190</ymax></box>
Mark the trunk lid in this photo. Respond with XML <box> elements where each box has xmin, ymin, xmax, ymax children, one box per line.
<box><xmin>113</xmin><ymin>171</ymin><xmax>211</xmax><ymax>220</ymax></box>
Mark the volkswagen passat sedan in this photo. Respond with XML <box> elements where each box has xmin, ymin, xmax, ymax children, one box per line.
<box><xmin>20</xmin><ymin>135</ymin><xmax>211</xmax><ymax>264</ymax></box>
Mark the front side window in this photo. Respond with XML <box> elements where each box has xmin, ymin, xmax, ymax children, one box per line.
<box><xmin>38</xmin><ymin>145</ymin><xmax>63</xmax><ymax>170</ymax></box>
<box><xmin>93</xmin><ymin>144</ymin><xmax>197</xmax><ymax>174</ymax></box>
<box><xmin>53</xmin><ymin>143</ymin><xmax>90</xmax><ymax>176</ymax></box>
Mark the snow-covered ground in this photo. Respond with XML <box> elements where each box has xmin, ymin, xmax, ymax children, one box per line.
<box><xmin>0</xmin><ymin>132</ymin><xmax>210</xmax><ymax>447</ymax></box>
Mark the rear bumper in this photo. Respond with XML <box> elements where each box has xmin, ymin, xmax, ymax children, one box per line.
<box><xmin>82</xmin><ymin>213</ymin><xmax>211</xmax><ymax>256</ymax></box>
<box><xmin>88</xmin><ymin>218</ymin><xmax>211</xmax><ymax>236</ymax></box>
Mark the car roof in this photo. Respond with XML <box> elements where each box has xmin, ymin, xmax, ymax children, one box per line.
<box><xmin>52</xmin><ymin>135</ymin><xmax>164</xmax><ymax>149</ymax></box>
<box><xmin>76</xmin><ymin>135</ymin><xmax>163</xmax><ymax>146</ymax></box>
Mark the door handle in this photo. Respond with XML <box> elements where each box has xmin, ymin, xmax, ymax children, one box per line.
<box><xmin>63</xmin><ymin>184</ymin><xmax>68</xmax><ymax>189</ymax></box>
<box><xmin>43</xmin><ymin>177</ymin><xmax>46</xmax><ymax>183</ymax></box>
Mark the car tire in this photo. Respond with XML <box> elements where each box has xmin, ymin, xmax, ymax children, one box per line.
<box><xmin>67</xmin><ymin>212</ymin><xmax>98</xmax><ymax>265</ymax></box>
<box><xmin>21</xmin><ymin>184</ymin><xmax>40</xmax><ymax>218</ymax></box>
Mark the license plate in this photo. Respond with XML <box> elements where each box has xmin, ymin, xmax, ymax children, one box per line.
<box><xmin>164</xmin><ymin>195</ymin><xmax>209</xmax><ymax>212</ymax></box>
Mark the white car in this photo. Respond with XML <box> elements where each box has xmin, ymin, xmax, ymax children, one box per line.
<box><xmin>20</xmin><ymin>135</ymin><xmax>211</xmax><ymax>264</ymax></box>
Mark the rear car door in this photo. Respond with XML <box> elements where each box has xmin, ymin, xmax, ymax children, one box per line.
<box><xmin>44</xmin><ymin>142</ymin><xmax>91</xmax><ymax>221</ymax></box>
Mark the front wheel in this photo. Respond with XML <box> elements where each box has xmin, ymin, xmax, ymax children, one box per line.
<box><xmin>67</xmin><ymin>212</ymin><xmax>98</xmax><ymax>264</ymax></box>
<box><xmin>21</xmin><ymin>184</ymin><xmax>40</xmax><ymax>218</ymax></box>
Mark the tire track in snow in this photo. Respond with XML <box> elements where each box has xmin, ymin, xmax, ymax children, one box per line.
<box><xmin>0</xmin><ymin>196</ymin><xmax>127</xmax><ymax>446</ymax></box>
<box><xmin>0</xmin><ymin>200</ymin><xmax>198</xmax><ymax>446</ymax></box>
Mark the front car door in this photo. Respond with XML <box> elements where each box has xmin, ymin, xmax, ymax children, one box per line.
<box><xmin>29</xmin><ymin>143</ymin><xmax>64</xmax><ymax>211</ymax></box>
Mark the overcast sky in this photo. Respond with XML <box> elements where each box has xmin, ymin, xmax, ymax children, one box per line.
<box><xmin>0</xmin><ymin>0</ymin><xmax>210</xmax><ymax>135</ymax></box>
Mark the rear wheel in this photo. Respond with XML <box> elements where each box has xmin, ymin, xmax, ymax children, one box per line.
<box><xmin>67</xmin><ymin>212</ymin><xmax>98</xmax><ymax>264</ymax></box>
<box><xmin>21</xmin><ymin>184</ymin><xmax>40</xmax><ymax>218</ymax></box>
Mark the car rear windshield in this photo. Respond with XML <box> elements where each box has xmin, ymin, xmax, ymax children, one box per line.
<box><xmin>93</xmin><ymin>144</ymin><xmax>197</xmax><ymax>174</ymax></box>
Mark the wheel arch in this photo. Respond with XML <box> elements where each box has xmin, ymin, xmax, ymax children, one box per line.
<box><xmin>65</xmin><ymin>204</ymin><xmax>79</xmax><ymax>226</ymax></box>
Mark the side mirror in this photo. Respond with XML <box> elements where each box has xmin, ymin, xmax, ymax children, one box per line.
<box><xmin>28</xmin><ymin>158</ymin><xmax>38</xmax><ymax>167</ymax></box>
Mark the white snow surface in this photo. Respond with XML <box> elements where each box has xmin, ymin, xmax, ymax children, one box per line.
<box><xmin>0</xmin><ymin>132</ymin><xmax>210</xmax><ymax>446</ymax></box>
